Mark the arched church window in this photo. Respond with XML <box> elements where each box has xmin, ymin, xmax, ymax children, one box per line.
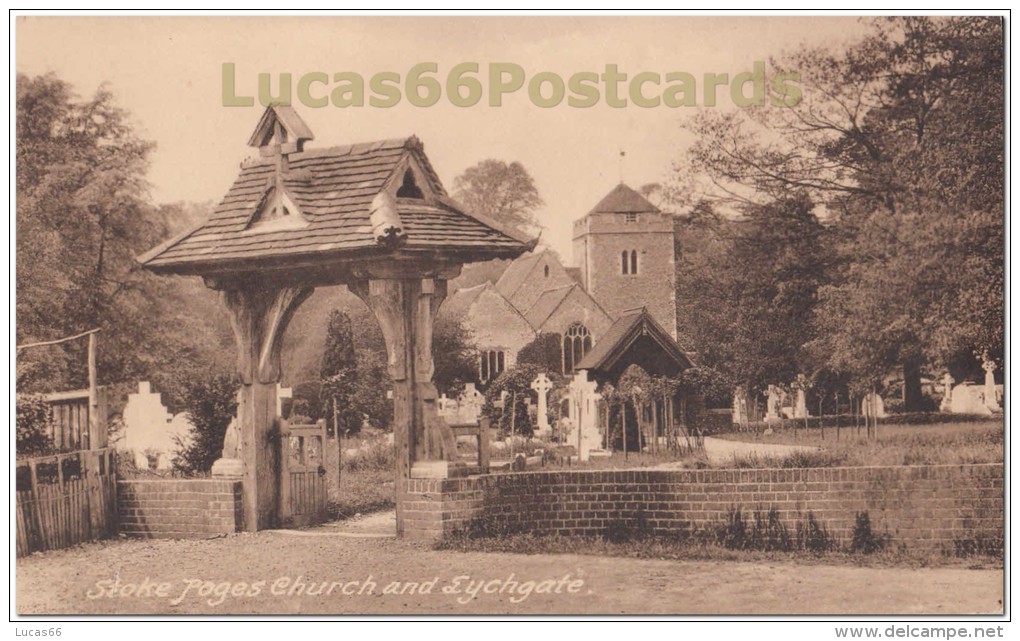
<box><xmin>544</xmin><ymin>265</ymin><xmax>550</xmax><ymax>278</ymax></box>
<box><xmin>621</xmin><ymin>250</ymin><xmax>629</xmax><ymax>275</ymax></box>
<box><xmin>562</xmin><ymin>323</ymin><xmax>592</xmax><ymax>374</ymax></box>
<box><xmin>630</xmin><ymin>249</ymin><xmax>638</xmax><ymax>275</ymax></box>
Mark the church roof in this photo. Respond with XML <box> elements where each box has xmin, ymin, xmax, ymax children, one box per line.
<box><xmin>139</xmin><ymin>109</ymin><xmax>534</xmax><ymax>276</ymax></box>
<box><xmin>524</xmin><ymin>284</ymin><xmax>577</xmax><ymax>329</ymax></box>
<box><xmin>493</xmin><ymin>250</ymin><xmax>547</xmax><ymax>303</ymax></box>
<box><xmin>440</xmin><ymin>282</ymin><xmax>489</xmax><ymax>320</ymax></box>
<box><xmin>588</xmin><ymin>183</ymin><xmax>661</xmax><ymax>215</ymax></box>
<box><xmin>575</xmin><ymin>307</ymin><xmax>692</xmax><ymax>376</ymax></box>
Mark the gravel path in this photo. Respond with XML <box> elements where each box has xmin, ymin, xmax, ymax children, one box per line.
<box><xmin>16</xmin><ymin>532</ymin><xmax>1001</xmax><ymax>615</ymax></box>
<box><xmin>688</xmin><ymin>436</ymin><xmax>819</xmax><ymax>466</ymax></box>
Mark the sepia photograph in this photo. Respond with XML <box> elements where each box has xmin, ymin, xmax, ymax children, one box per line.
<box><xmin>11</xmin><ymin>12</ymin><xmax>1007</xmax><ymax>622</ymax></box>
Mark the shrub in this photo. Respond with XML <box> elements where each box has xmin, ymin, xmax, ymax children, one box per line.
<box><xmin>16</xmin><ymin>394</ymin><xmax>53</xmax><ymax>457</ymax></box>
<box><xmin>341</xmin><ymin>438</ymin><xmax>395</xmax><ymax>472</ymax></box>
<box><xmin>172</xmin><ymin>374</ymin><xmax>238</xmax><ymax>476</ymax></box>
<box><xmin>796</xmin><ymin>511</ymin><xmax>836</xmax><ymax>553</ymax></box>
<box><xmin>717</xmin><ymin>507</ymin><xmax>793</xmax><ymax>551</ymax></box>
<box><xmin>850</xmin><ymin>511</ymin><xmax>889</xmax><ymax>554</ymax></box>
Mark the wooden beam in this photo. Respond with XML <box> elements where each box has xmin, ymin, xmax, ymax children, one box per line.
<box><xmin>220</xmin><ymin>280</ymin><xmax>313</xmax><ymax>532</ymax></box>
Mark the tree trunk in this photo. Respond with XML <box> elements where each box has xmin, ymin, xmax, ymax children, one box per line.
<box><xmin>902</xmin><ymin>357</ymin><xmax>924</xmax><ymax>412</ymax></box>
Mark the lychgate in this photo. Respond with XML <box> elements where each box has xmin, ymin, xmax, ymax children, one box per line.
<box><xmin>138</xmin><ymin>105</ymin><xmax>534</xmax><ymax>535</ymax></box>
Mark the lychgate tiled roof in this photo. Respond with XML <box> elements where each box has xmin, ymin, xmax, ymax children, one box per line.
<box><xmin>139</xmin><ymin>126</ymin><xmax>533</xmax><ymax>274</ymax></box>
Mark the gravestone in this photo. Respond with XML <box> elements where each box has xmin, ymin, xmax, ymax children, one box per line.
<box><xmin>276</xmin><ymin>383</ymin><xmax>293</xmax><ymax>418</ymax></box>
<box><xmin>437</xmin><ymin>393</ymin><xmax>458</xmax><ymax>421</ymax></box>
<box><xmin>568</xmin><ymin>371</ymin><xmax>602</xmax><ymax>461</ymax></box>
<box><xmin>861</xmin><ymin>392</ymin><xmax>888</xmax><ymax>419</ymax></box>
<box><xmin>122</xmin><ymin>382</ymin><xmax>190</xmax><ymax>467</ymax></box>
<box><xmin>949</xmin><ymin>383</ymin><xmax>992</xmax><ymax>416</ymax></box>
<box><xmin>530</xmin><ymin>373</ymin><xmax>553</xmax><ymax>438</ymax></box>
<box><xmin>940</xmin><ymin>373</ymin><xmax>955</xmax><ymax>412</ymax></box>
<box><xmin>732</xmin><ymin>387</ymin><xmax>749</xmax><ymax>425</ymax></box>
<box><xmin>212</xmin><ymin>391</ymin><xmax>244</xmax><ymax>478</ymax></box>
<box><xmin>456</xmin><ymin>383</ymin><xmax>485</xmax><ymax>425</ymax></box>
<box><xmin>983</xmin><ymin>357</ymin><xmax>1000</xmax><ymax>412</ymax></box>
<box><xmin>765</xmin><ymin>385</ymin><xmax>781</xmax><ymax>423</ymax></box>
<box><xmin>794</xmin><ymin>388</ymin><xmax>810</xmax><ymax>419</ymax></box>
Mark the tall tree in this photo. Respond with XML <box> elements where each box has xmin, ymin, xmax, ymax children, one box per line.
<box><xmin>452</xmin><ymin>159</ymin><xmax>544</xmax><ymax>232</ymax></box>
<box><xmin>675</xmin><ymin>194</ymin><xmax>833</xmax><ymax>394</ymax></box>
<box><xmin>16</xmin><ymin>73</ymin><xmax>234</xmax><ymax>396</ymax></box>
<box><xmin>671</xmin><ymin>17</ymin><xmax>1003</xmax><ymax>407</ymax></box>
<box><xmin>319</xmin><ymin>309</ymin><xmax>361</xmax><ymax>434</ymax></box>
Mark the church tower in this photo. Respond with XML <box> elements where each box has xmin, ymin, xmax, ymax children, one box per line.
<box><xmin>572</xmin><ymin>183</ymin><xmax>677</xmax><ymax>339</ymax></box>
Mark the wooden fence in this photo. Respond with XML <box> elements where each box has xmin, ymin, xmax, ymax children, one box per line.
<box><xmin>16</xmin><ymin>449</ymin><xmax>117</xmax><ymax>557</ymax></box>
<box><xmin>42</xmin><ymin>388</ymin><xmax>109</xmax><ymax>451</ymax></box>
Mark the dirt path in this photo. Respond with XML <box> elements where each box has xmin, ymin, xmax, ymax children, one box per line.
<box><xmin>16</xmin><ymin>532</ymin><xmax>1001</xmax><ymax>615</ymax></box>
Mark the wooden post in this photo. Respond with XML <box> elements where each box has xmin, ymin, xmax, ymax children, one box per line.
<box><xmin>622</xmin><ymin>405</ymin><xmax>628</xmax><ymax>459</ymax></box>
<box><xmin>221</xmin><ymin>282</ymin><xmax>313</xmax><ymax>532</ymax></box>
<box><xmin>351</xmin><ymin>277</ymin><xmax>456</xmax><ymax>536</ymax></box>
<box><xmin>87</xmin><ymin>332</ymin><xmax>98</xmax><ymax>451</ymax></box>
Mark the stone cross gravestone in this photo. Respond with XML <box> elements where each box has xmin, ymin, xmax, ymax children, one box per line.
<box><xmin>983</xmin><ymin>357</ymin><xmax>1000</xmax><ymax>412</ymax></box>
<box><xmin>530</xmin><ymin>373</ymin><xmax>553</xmax><ymax>437</ymax></box>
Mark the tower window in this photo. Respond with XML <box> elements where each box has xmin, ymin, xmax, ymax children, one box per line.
<box><xmin>544</xmin><ymin>265</ymin><xmax>550</xmax><ymax>278</ymax></box>
<box><xmin>562</xmin><ymin>323</ymin><xmax>592</xmax><ymax>374</ymax></box>
<box><xmin>480</xmin><ymin>350</ymin><xmax>506</xmax><ymax>382</ymax></box>
<box><xmin>624</xmin><ymin>212</ymin><xmax>639</xmax><ymax>223</ymax></box>
<box><xmin>622</xmin><ymin>250</ymin><xmax>638</xmax><ymax>275</ymax></box>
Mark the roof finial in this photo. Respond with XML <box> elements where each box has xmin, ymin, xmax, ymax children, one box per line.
<box><xmin>618</xmin><ymin>148</ymin><xmax>626</xmax><ymax>184</ymax></box>
<box><xmin>247</xmin><ymin>105</ymin><xmax>314</xmax><ymax>155</ymax></box>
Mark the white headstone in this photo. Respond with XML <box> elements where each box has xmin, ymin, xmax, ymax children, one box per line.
<box><xmin>276</xmin><ymin>383</ymin><xmax>293</xmax><ymax>418</ymax></box>
<box><xmin>765</xmin><ymin>385</ymin><xmax>781</xmax><ymax>423</ymax></box>
<box><xmin>794</xmin><ymin>388</ymin><xmax>810</xmax><ymax>419</ymax></box>
<box><xmin>940</xmin><ymin>372</ymin><xmax>955</xmax><ymax>412</ymax></box>
<box><xmin>732</xmin><ymin>387</ymin><xmax>748</xmax><ymax>425</ymax></box>
<box><xmin>950</xmin><ymin>383</ymin><xmax>992</xmax><ymax>416</ymax></box>
<box><xmin>455</xmin><ymin>383</ymin><xmax>485</xmax><ymax>425</ymax></box>
<box><xmin>983</xmin><ymin>357</ymin><xmax>1000</xmax><ymax>412</ymax></box>
<box><xmin>122</xmin><ymin>382</ymin><xmax>178</xmax><ymax>455</ymax></box>
<box><xmin>530</xmin><ymin>373</ymin><xmax>553</xmax><ymax>437</ymax></box>
<box><xmin>861</xmin><ymin>392</ymin><xmax>888</xmax><ymax>419</ymax></box>
<box><xmin>568</xmin><ymin>371</ymin><xmax>602</xmax><ymax>461</ymax></box>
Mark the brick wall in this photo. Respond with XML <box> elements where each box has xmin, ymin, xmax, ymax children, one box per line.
<box><xmin>400</xmin><ymin>464</ymin><xmax>1003</xmax><ymax>551</ymax></box>
<box><xmin>118</xmin><ymin>479</ymin><xmax>242</xmax><ymax>539</ymax></box>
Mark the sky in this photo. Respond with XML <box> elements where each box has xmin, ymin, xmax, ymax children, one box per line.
<box><xmin>16</xmin><ymin>15</ymin><xmax>868</xmax><ymax>259</ymax></box>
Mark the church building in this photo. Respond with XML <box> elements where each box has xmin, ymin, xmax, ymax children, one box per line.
<box><xmin>440</xmin><ymin>182</ymin><xmax>689</xmax><ymax>386</ymax></box>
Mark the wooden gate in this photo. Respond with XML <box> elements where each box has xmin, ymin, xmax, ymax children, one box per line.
<box><xmin>280</xmin><ymin>420</ymin><xmax>329</xmax><ymax>527</ymax></box>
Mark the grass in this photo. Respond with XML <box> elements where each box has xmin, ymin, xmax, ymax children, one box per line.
<box><xmin>435</xmin><ymin>531</ymin><xmax>1003</xmax><ymax>569</ymax></box>
<box><xmin>438</xmin><ymin>507</ymin><xmax>1003</xmax><ymax>570</ymax></box>
<box><xmin>327</xmin><ymin>437</ymin><xmax>395</xmax><ymax>520</ymax></box>
<box><xmin>716</xmin><ymin>420</ymin><xmax>1003</xmax><ymax>467</ymax></box>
